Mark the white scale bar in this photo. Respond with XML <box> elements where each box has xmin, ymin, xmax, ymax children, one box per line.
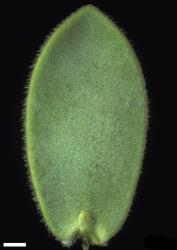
<box><xmin>3</xmin><ymin>243</ymin><xmax>26</xmax><ymax>247</ymax></box>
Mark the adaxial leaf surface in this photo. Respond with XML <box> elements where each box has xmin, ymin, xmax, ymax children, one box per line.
<box><xmin>24</xmin><ymin>5</ymin><xmax>148</xmax><ymax>249</ymax></box>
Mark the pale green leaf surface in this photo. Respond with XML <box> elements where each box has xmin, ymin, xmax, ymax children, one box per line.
<box><xmin>24</xmin><ymin>4</ymin><xmax>148</xmax><ymax>248</ymax></box>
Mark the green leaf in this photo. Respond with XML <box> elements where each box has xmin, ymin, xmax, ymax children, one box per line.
<box><xmin>24</xmin><ymin>4</ymin><xmax>148</xmax><ymax>249</ymax></box>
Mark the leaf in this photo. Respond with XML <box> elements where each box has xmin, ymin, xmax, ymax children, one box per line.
<box><xmin>24</xmin><ymin>4</ymin><xmax>148</xmax><ymax>249</ymax></box>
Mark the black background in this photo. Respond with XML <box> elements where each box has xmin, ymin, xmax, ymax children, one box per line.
<box><xmin>2</xmin><ymin>0</ymin><xmax>177</xmax><ymax>249</ymax></box>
